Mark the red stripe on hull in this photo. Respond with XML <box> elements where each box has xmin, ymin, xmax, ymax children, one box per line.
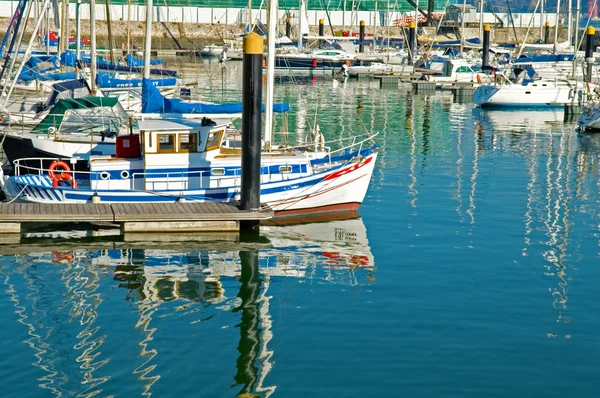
<box><xmin>274</xmin><ymin>202</ymin><xmax>360</xmax><ymax>218</ymax></box>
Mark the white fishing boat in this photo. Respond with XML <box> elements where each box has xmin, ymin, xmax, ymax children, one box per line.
<box><xmin>0</xmin><ymin>117</ymin><xmax>379</xmax><ymax>215</ymax></box>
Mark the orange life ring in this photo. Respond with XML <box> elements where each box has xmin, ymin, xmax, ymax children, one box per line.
<box><xmin>48</xmin><ymin>160</ymin><xmax>78</xmax><ymax>189</ymax></box>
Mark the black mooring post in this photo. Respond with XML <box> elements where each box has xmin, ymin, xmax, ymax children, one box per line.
<box><xmin>544</xmin><ymin>21</ymin><xmax>550</xmax><ymax>44</ymax></box>
<box><xmin>319</xmin><ymin>18</ymin><xmax>324</xmax><ymax>48</ymax></box>
<box><xmin>586</xmin><ymin>26</ymin><xmax>595</xmax><ymax>83</ymax></box>
<box><xmin>408</xmin><ymin>21</ymin><xmax>415</xmax><ymax>65</ymax></box>
<box><xmin>359</xmin><ymin>20</ymin><xmax>365</xmax><ymax>53</ymax></box>
<box><xmin>482</xmin><ymin>23</ymin><xmax>490</xmax><ymax>68</ymax></box>
<box><xmin>240</xmin><ymin>32</ymin><xmax>263</xmax><ymax>232</ymax></box>
<box><xmin>286</xmin><ymin>17</ymin><xmax>291</xmax><ymax>38</ymax></box>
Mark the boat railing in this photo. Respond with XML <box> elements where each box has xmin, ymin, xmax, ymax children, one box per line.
<box><xmin>12</xmin><ymin>157</ymin><xmax>122</xmax><ymax>190</ymax></box>
<box><xmin>131</xmin><ymin>169</ymin><xmax>243</xmax><ymax>190</ymax></box>
<box><xmin>273</xmin><ymin>130</ymin><xmax>378</xmax><ymax>155</ymax></box>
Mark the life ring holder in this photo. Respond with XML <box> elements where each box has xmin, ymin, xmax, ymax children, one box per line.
<box><xmin>48</xmin><ymin>160</ymin><xmax>78</xmax><ymax>189</ymax></box>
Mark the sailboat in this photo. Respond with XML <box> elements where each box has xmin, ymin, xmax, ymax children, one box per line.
<box><xmin>0</xmin><ymin>0</ymin><xmax>380</xmax><ymax>216</ymax></box>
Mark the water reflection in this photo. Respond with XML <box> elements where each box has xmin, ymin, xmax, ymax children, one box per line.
<box><xmin>0</xmin><ymin>215</ymin><xmax>374</xmax><ymax>396</ymax></box>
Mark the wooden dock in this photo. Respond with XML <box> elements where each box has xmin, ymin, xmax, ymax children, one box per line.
<box><xmin>0</xmin><ymin>202</ymin><xmax>273</xmax><ymax>235</ymax></box>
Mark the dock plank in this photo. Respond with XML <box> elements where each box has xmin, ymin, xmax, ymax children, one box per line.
<box><xmin>0</xmin><ymin>201</ymin><xmax>273</xmax><ymax>225</ymax></box>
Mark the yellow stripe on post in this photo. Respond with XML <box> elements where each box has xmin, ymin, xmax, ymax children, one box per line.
<box><xmin>409</xmin><ymin>21</ymin><xmax>415</xmax><ymax>29</ymax></box>
<box><xmin>484</xmin><ymin>24</ymin><xmax>490</xmax><ymax>32</ymax></box>
<box><xmin>243</xmin><ymin>32</ymin><xmax>264</xmax><ymax>55</ymax></box>
<box><xmin>588</xmin><ymin>26</ymin><xmax>596</xmax><ymax>36</ymax></box>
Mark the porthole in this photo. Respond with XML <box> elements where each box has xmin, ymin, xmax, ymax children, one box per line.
<box><xmin>211</xmin><ymin>168</ymin><xmax>225</xmax><ymax>176</ymax></box>
<box><xmin>121</xmin><ymin>170</ymin><xmax>129</xmax><ymax>179</ymax></box>
<box><xmin>100</xmin><ymin>171</ymin><xmax>110</xmax><ymax>180</ymax></box>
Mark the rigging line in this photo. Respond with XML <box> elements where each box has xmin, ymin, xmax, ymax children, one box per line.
<box><xmin>506</xmin><ymin>0</ymin><xmax>520</xmax><ymax>45</ymax></box>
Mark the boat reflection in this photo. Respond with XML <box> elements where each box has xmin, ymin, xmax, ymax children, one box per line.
<box><xmin>474</xmin><ymin>108</ymin><xmax>565</xmax><ymax>134</ymax></box>
<box><xmin>0</xmin><ymin>213</ymin><xmax>374</xmax><ymax>396</ymax></box>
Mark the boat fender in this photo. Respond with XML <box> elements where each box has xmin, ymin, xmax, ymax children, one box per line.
<box><xmin>313</xmin><ymin>125</ymin><xmax>325</xmax><ymax>151</ymax></box>
<box><xmin>568</xmin><ymin>89</ymin><xmax>574</xmax><ymax>99</ymax></box>
<box><xmin>312</xmin><ymin>59</ymin><xmax>317</xmax><ymax>67</ymax></box>
<box><xmin>476</xmin><ymin>74</ymin><xmax>481</xmax><ymax>84</ymax></box>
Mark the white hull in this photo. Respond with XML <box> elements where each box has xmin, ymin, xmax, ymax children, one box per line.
<box><xmin>473</xmin><ymin>81</ymin><xmax>589</xmax><ymax>107</ymax></box>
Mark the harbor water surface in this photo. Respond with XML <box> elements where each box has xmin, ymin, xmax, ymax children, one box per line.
<box><xmin>1</xmin><ymin>62</ymin><xmax>600</xmax><ymax>397</ymax></box>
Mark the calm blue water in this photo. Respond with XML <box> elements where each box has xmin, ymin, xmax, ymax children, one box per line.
<box><xmin>2</xmin><ymin>63</ymin><xmax>600</xmax><ymax>397</ymax></box>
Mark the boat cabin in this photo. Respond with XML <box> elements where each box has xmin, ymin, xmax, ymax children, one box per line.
<box><xmin>89</xmin><ymin>119</ymin><xmax>232</xmax><ymax>192</ymax></box>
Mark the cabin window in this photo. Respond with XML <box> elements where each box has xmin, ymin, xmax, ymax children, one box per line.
<box><xmin>205</xmin><ymin>130</ymin><xmax>223</xmax><ymax>151</ymax></box>
<box><xmin>525</xmin><ymin>91</ymin><xmax>531</xmax><ymax>94</ymax></box>
<box><xmin>211</xmin><ymin>168</ymin><xmax>226</xmax><ymax>176</ymax></box>
<box><xmin>456</xmin><ymin>66</ymin><xmax>471</xmax><ymax>73</ymax></box>
<box><xmin>279</xmin><ymin>165</ymin><xmax>293</xmax><ymax>174</ymax></box>
<box><xmin>179</xmin><ymin>133</ymin><xmax>198</xmax><ymax>152</ymax></box>
<box><xmin>158</xmin><ymin>134</ymin><xmax>176</xmax><ymax>152</ymax></box>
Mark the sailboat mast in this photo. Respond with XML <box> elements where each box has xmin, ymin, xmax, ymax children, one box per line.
<box><xmin>45</xmin><ymin>1</ymin><xmax>49</xmax><ymax>55</ymax></box>
<box><xmin>265</xmin><ymin>0</ymin><xmax>277</xmax><ymax>150</ymax></box>
<box><xmin>105</xmin><ymin>0</ymin><xmax>115</xmax><ymax>63</ymax></box>
<box><xmin>126</xmin><ymin>0</ymin><xmax>131</xmax><ymax>54</ymax></box>
<box><xmin>248</xmin><ymin>0</ymin><xmax>253</xmax><ymax>30</ymax></box>
<box><xmin>90</xmin><ymin>0</ymin><xmax>97</xmax><ymax>94</ymax></box>
<box><xmin>568</xmin><ymin>0</ymin><xmax>572</xmax><ymax>45</ymax></box>
<box><xmin>60</xmin><ymin>0</ymin><xmax>67</xmax><ymax>53</ymax></box>
<box><xmin>75</xmin><ymin>0</ymin><xmax>81</xmax><ymax>60</ymax></box>
<box><xmin>298</xmin><ymin>0</ymin><xmax>304</xmax><ymax>50</ymax></box>
<box><xmin>554</xmin><ymin>0</ymin><xmax>561</xmax><ymax>52</ymax></box>
<box><xmin>3</xmin><ymin>0</ymin><xmax>52</xmax><ymax>107</ymax></box>
<box><xmin>144</xmin><ymin>0</ymin><xmax>153</xmax><ymax>79</ymax></box>
<box><xmin>374</xmin><ymin>0</ymin><xmax>378</xmax><ymax>50</ymax></box>
<box><xmin>460</xmin><ymin>0</ymin><xmax>466</xmax><ymax>54</ymax></box>
<box><xmin>541</xmin><ymin>0</ymin><xmax>544</xmax><ymax>41</ymax></box>
<box><xmin>572</xmin><ymin>0</ymin><xmax>581</xmax><ymax>78</ymax></box>
<box><xmin>479</xmin><ymin>0</ymin><xmax>484</xmax><ymax>41</ymax></box>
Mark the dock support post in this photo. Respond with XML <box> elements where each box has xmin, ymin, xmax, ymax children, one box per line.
<box><xmin>586</xmin><ymin>26</ymin><xmax>595</xmax><ymax>83</ymax></box>
<box><xmin>408</xmin><ymin>21</ymin><xmax>415</xmax><ymax>65</ymax></box>
<box><xmin>482</xmin><ymin>24</ymin><xmax>490</xmax><ymax>68</ymax></box>
<box><xmin>240</xmin><ymin>32</ymin><xmax>264</xmax><ymax>233</ymax></box>
<box><xmin>318</xmin><ymin>18</ymin><xmax>324</xmax><ymax>48</ymax></box>
<box><xmin>544</xmin><ymin>21</ymin><xmax>550</xmax><ymax>44</ymax></box>
<box><xmin>286</xmin><ymin>17</ymin><xmax>291</xmax><ymax>38</ymax></box>
<box><xmin>359</xmin><ymin>20</ymin><xmax>365</xmax><ymax>52</ymax></box>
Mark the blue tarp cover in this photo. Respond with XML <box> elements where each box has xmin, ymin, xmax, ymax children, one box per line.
<box><xmin>142</xmin><ymin>79</ymin><xmax>291</xmax><ymax>114</ymax></box>
<box><xmin>96</xmin><ymin>72</ymin><xmax>176</xmax><ymax>88</ymax></box>
<box><xmin>514</xmin><ymin>54</ymin><xmax>575</xmax><ymax>63</ymax></box>
<box><xmin>126</xmin><ymin>54</ymin><xmax>163</xmax><ymax>66</ymax></box>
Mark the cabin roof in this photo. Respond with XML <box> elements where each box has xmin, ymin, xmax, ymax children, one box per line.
<box><xmin>138</xmin><ymin>119</ymin><xmax>194</xmax><ymax>131</ymax></box>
